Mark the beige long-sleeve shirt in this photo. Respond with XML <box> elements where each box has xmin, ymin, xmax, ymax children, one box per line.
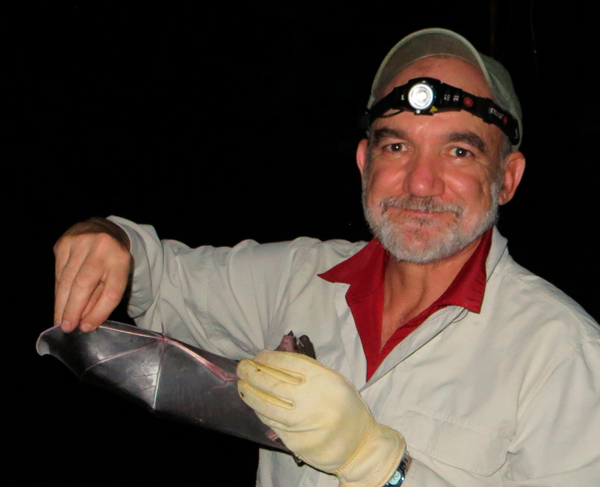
<box><xmin>112</xmin><ymin>216</ymin><xmax>600</xmax><ymax>486</ymax></box>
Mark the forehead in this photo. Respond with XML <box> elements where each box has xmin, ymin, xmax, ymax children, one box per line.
<box><xmin>383</xmin><ymin>56</ymin><xmax>493</xmax><ymax>100</ymax></box>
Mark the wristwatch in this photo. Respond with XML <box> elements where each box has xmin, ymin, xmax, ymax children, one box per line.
<box><xmin>384</xmin><ymin>450</ymin><xmax>411</xmax><ymax>486</ymax></box>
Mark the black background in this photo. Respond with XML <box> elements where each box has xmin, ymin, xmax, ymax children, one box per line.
<box><xmin>4</xmin><ymin>1</ymin><xmax>599</xmax><ymax>485</ymax></box>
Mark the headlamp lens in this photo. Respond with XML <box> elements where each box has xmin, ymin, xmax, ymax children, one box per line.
<box><xmin>408</xmin><ymin>82</ymin><xmax>434</xmax><ymax>110</ymax></box>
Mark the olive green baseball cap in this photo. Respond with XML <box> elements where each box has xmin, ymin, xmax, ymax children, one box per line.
<box><xmin>368</xmin><ymin>28</ymin><xmax>523</xmax><ymax>148</ymax></box>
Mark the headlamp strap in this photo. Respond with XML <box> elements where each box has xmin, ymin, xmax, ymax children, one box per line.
<box><xmin>363</xmin><ymin>77</ymin><xmax>520</xmax><ymax>145</ymax></box>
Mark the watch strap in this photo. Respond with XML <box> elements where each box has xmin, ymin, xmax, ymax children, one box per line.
<box><xmin>384</xmin><ymin>450</ymin><xmax>411</xmax><ymax>486</ymax></box>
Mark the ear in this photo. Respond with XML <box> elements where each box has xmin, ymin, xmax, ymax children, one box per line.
<box><xmin>498</xmin><ymin>151</ymin><xmax>526</xmax><ymax>205</ymax></box>
<box><xmin>356</xmin><ymin>138</ymin><xmax>369</xmax><ymax>181</ymax></box>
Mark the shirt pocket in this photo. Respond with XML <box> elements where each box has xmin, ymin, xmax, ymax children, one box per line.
<box><xmin>398</xmin><ymin>405</ymin><xmax>510</xmax><ymax>476</ymax></box>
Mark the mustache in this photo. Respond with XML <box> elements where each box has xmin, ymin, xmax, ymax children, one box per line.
<box><xmin>380</xmin><ymin>196</ymin><xmax>464</xmax><ymax>218</ymax></box>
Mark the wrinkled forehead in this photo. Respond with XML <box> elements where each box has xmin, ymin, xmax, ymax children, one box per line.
<box><xmin>382</xmin><ymin>56</ymin><xmax>494</xmax><ymax>101</ymax></box>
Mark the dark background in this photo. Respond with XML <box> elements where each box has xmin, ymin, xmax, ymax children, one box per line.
<box><xmin>4</xmin><ymin>1</ymin><xmax>599</xmax><ymax>484</ymax></box>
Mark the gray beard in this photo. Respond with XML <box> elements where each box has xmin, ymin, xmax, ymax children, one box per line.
<box><xmin>362</xmin><ymin>183</ymin><xmax>499</xmax><ymax>264</ymax></box>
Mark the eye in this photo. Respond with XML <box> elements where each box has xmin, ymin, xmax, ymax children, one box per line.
<box><xmin>384</xmin><ymin>142</ymin><xmax>406</xmax><ymax>153</ymax></box>
<box><xmin>450</xmin><ymin>147</ymin><xmax>473</xmax><ymax>158</ymax></box>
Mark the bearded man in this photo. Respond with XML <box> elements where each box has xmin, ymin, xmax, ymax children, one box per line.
<box><xmin>53</xmin><ymin>28</ymin><xmax>600</xmax><ymax>486</ymax></box>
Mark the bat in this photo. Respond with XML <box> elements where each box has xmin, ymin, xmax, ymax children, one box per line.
<box><xmin>36</xmin><ymin>320</ymin><xmax>315</xmax><ymax>453</ymax></box>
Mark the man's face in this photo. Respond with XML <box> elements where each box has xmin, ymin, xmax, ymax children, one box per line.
<box><xmin>358</xmin><ymin>57</ymin><xmax>514</xmax><ymax>264</ymax></box>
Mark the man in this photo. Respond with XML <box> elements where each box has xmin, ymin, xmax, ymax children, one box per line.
<box><xmin>54</xmin><ymin>28</ymin><xmax>600</xmax><ymax>486</ymax></box>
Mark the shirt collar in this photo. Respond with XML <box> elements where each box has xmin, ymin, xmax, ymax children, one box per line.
<box><xmin>319</xmin><ymin>229</ymin><xmax>493</xmax><ymax>313</ymax></box>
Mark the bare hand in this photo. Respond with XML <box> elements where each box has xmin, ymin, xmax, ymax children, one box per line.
<box><xmin>54</xmin><ymin>218</ymin><xmax>132</xmax><ymax>332</ymax></box>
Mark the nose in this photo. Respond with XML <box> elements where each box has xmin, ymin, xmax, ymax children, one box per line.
<box><xmin>402</xmin><ymin>152</ymin><xmax>445</xmax><ymax>198</ymax></box>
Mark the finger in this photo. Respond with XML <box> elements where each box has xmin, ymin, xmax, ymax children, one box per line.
<box><xmin>55</xmin><ymin>247</ymin><xmax>89</xmax><ymax>331</ymax></box>
<box><xmin>54</xmin><ymin>238</ymin><xmax>72</xmax><ymax>295</ymax></box>
<box><xmin>237</xmin><ymin>360</ymin><xmax>304</xmax><ymax>420</ymax></box>
<box><xmin>79</xmin><ymin>271</ymin><xmax>128</xmax><ymax>331</ymax></box>
<box><xmin>80</xmin><ymin>281</ymin><xmax>105</xmax><ymax>324</ymax></box>
<box><xmin>254</xmin><ymin>349</ymin><xmax>322</xmax><ymax>373</ymax></box>
<box><xmin>238</xmin><ymin>380</ymin><xmax>295</xmax><ymax>424</ymax></box>
<box><xmin>238</xmin><ymin>358</ymin><xmax>305</xmax><ymax>385</ymax></box>
<box><xmin>255</xmin><ymin>350</ymin><xmax>350</xmax><ymax>387</ymax></box>
<box><xmin>60</xmin><ymin>257</ymin><xmax>108</xmax><ymax>331</ymax></box>
<box><xmin>54</xmin><ymin>237</ymin><xmax>75</xmax><ymax>325</ymax></box>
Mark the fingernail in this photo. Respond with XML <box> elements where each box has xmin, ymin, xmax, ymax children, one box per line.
<box><xmin>80</xmin><ymin>323</ymin><xmax>93</xmax><ymax>333</ymax></box>
<box><xmin>61</xmin><ymin>321</ymin><xmax>72</xmax><ymax>332</ymax></box>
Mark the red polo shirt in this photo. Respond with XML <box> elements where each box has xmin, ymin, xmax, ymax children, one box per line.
<box><xmin>319</xmin><ymin>229</ymin><xmax>492</xmax><ymax>381</ymax></box>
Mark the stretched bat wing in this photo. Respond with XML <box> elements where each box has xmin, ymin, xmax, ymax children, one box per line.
<box><xmin>36</xmin><ymin>321</ymin><xmax>306</xmax><ymax>452</ymax></box>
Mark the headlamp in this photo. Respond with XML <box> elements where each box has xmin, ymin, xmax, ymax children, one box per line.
<box><xmin>362</xmin><ymin>77</ymin><xmax>520</xmax><ymax>145</ymax></box>
<box><xmin>407</xmin><ymin>81</ymin><xmax>435</xmax><ymax>111</ymax></box>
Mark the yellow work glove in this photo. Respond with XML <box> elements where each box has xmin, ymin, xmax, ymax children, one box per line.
<box><xmin>237</xmin><ymin>350</ymin><xmax>406</xmax><ymax>487</ymax></box>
